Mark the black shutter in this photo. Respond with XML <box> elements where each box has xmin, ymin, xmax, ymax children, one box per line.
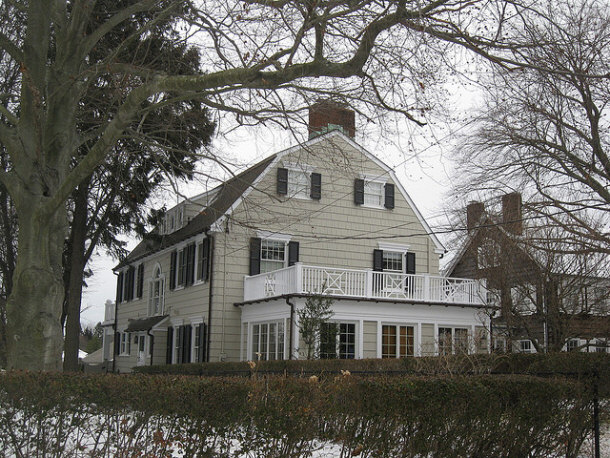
<box><xmin>166</xmin><ymin>327</ymin><xmax>174</xmax><ymax>364</ymax></box>
<box><xmin>310</xmin><ymin>173</ymin><xmax>321</xmax><ymax>200</ymax></box>
<box><xmin>384</xmin><ymin>183</ymin><xmax>395</xmax><ymax>209</ymax></box>
<box><xmin>354</xmin><ymin>179</ymin><xmax>364</xmax><ymax>205</ymax></box>
<box><xmin>176</xmin><ymin>326</ymin><xmax>184</xmax><ymax>363</ymax></box>
<box><xmin>182</xmin><ymin>325</ymin><xmax>192</xmax><ymax>363</ymax></box>
<box><xmin>136</xmin><ymin>264</ymin><xmax>144</xmax><ymax>298</ymax></box>
<box><xmin>169</xmin><ymin>251</ymin><xmax>177</xmax><ymax>290</ymax></box>
<box><xmin>126</xmin><ymin>266</ymin><xmax>135</xmax><ymax>301</ymax></box>
<box><xmin>199</xmin><ymin>239</ymin><xmax>210</xmax><ymax>282</ymax></box>
<box><xmin>198</xmin><ymin>323</ymin><xmax>207</xmax><ymax>362</ymax></box>
<box><xmin>114</xmin><ymin>332</ymin><xmax>121</xmax><ymax>357</ymax></box>
<box><xmin>116</xmin><ymin>272</ymin><xmax>124</xmax><ymax>303</ymax></box>
<box><xmin>288</xmin><ymin>241</ymin><xmax>299</xmax><ymax>266</ymax></box>
<box><xmin>406</xmin><ymin>252</ymin><xmax>416</xmax><ymax>274</ymax></box>
<box><xmin>277</xmin><ymin>168</ymin><xmax>288</xmax><ymax>195</ymax></box>
<box><xmin>373</xmin><ymin>249</ymin><xmax>384</xmax><ymax>271</ymax></box>
<box><xmin>249</xmin><ymin>237</ymin><xmax>261</xmax><ymax>275</ymax></box>
<box><xmin>186</xmin><ymin>243</ymin><xmax>196</xmax><ymax>286</ymax></box>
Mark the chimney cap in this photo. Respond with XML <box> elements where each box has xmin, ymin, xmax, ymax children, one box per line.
<box><xmin>308</xmin><ymin>100</ymin><xmax>356</xmax><ymax>139</ymax></box>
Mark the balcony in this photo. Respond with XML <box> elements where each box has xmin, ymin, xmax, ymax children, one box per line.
<box><xmin>244</xmin><ymin>263</ymin><xmax>486</xmax><ymax>306</ymax></box>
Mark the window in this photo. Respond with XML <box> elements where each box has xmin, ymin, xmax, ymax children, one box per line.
<box><xmin>260</xmin><ymin>240</ymin><xmax>286</xmax><ymax>273</ymax></box>
<box><xmin>438</xmin><ymin>327</ymin><xmax>470</xmax><ymax>355</ymax></box>
<box><xmin>493</xmin><ymin>336</ymin><xmax>507</xmax><ymax>353</ymax></box>
<box><xmin>177</xmin><ymin>248</ymin><xmax>186</xmax><ymax>287</ymax></box>
<box><xmin>477</xmin><ymin>239</ymin><xmax>501</xmax><ymax>269</ymax></box>
<box><xmin>364</xmin><ymin>180</ymin><xmax>384</xmax><ymax>207</ymax></box>
<box><xmin>383</xmin><ymin>252</ymin><xmax>403</xmax><ymax>272</ymax></box>
<box><xmin>566</xmin><ymin>339</ymin><xmax>579</xmax><ymax>352</ymax></box>
<box><xmin>148</xmin><ymin>266</ymin><xmax>165</xmax><ymax>316</ymax></box>
<box><xmin>288</xmin><ymin>169</ymin><xmax>310</xmax><ymax>199</ymax></box>
<box><xmin>193</xmin><ymin>323</ymin><xmax>207</xmax><ymax>362</ymax></box>
<box><xmin>251</xmin><ymin>321</ymin><xmax>284</xmax><ymax>361</ymax></box>
<box><xmin>519</xmin><ymin>340</ymin><xmax>533</xmax><ymax>353</ymax></box>
<box><xmin>320</xmin><ymin>322</ymin><xmax>355</xmax><ymax>359</ymax></box>
<box><xmin>382</xmin><ymin>325</ymin><xmax>414</xmax><ymax>358</ymax></box>
<box><xmin>175</xmin><ymin>325</ymin><xmax>192</xmax><ymax>364</ymax></box>
<box><xmin>197</xmin><ymin>239</ymin><xmax>210</xmax><ymax>282</ymax></box>
<box><xmin>277</xmin><ymin>166</ymin><xmax>320</xmax><ymax>200</ymax></box>
<box><xmin>120</xmin><ymin>332</ymin><xmax>130</xmax><ymax>355</ymax></box>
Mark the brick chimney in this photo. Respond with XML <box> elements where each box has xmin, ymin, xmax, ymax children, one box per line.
<box><xmin>308</xmin><ymin>101</ymin><xmax>355</xmax><ymax>139</ymax></box>
<box><xmin>502</xmin><ymin>192</ymin><xmax>522</xmax><ymax>235</ymax></box>
<box><xmin>466</xmin><ymin>201</ymin><xmax>485</xmax><ymax>231</ymax></box>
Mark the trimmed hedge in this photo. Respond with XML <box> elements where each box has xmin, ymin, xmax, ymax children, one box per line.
<box><xmin>0</xmin><ymin>370</ymin><xmax>601</xmax><ymax>457</ymax></box>
<box><xmin>135</xmin><ymin>353</ymin><xmax>610</xmax><ymax>393</ymax></box>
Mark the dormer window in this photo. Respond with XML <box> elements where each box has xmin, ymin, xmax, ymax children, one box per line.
<box><xmin>277</xmin><ymin>164</ymin><xmax>321</xmax><ymax>200</ymax></box>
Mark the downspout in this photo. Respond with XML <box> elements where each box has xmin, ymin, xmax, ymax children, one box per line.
<box><xmin>286</xmin><ymin>297</ymin><xmax>295</xmax><ymax>360</ymax></box>
<box><xmin>112</xmin><ymin>271</ymin><xmax>119</xmax><ymax>373</ymax></box>
<box><xmin>206</xmin><ymin>231</ymin><xmax>215</xmax><ymax>362</ymax></box>
<box><xmin>147</xmin><ymin>330</ymin><xmax>154</xmax><ymax>366</ymax></box>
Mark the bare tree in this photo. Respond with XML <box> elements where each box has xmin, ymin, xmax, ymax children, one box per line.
<box><xmin>456</xmin><ymin>0</ymin><xmax>610</xmax><ymax>255</ymax></box>
<box><xmin>0</xmin><ymin>0</ymin><xmax>547</xmax><ymax>370</ymax></box>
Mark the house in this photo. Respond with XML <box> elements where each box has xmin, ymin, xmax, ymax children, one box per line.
<box><xmin>445</xmin><ymin>193</ymin><xmax>610</xmax><ymax>354</ymax></box>
<box><xmin>102</xmin><ymin>103</ymin><xmax>490</xmax><ymax>372</ymax></box>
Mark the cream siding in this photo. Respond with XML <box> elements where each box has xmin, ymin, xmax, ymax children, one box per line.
<box><xmin>420</xmin><ymin>323</ymin><xmax>436</xmax><ymax>356</ymax></box>
<box><xmin>362</xmin><ymin>321</ymin><xmax>378</xmax><ymax>358</ymax></box>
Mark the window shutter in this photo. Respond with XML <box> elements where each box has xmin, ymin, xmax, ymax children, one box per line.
<box><xmin>198</xmin><ymin>323</ymin><xmax>207</xmax><ymax>362</ymax></box>
<box><xmin>136</xmin><ymin>264</ymin><xmax>144</xmax><ymax>298</ymax></box>
<box><xmin>277</xmin><ymin>168</ymin><xmax>288</xmax><ymax>195</ymax></box>
<box><xmin>354</xmin><ymin>179</ymin><xmax>364</xmax><ymax>205</ymax></box>
<box><xmin>384</xmin><ymin>183</ymin><xmax>395</xmax><ymax>209</ymax></box>
<box><xmin>182</xmin><ymin>325</ymin><xmax>192</xmax><ymax>363</ymax></box>
<box><xmin>169</xmin><ymin>251</ymin><xmax>177</xmax><ymax>290</ymax></box>
<box><xmin>116</xmin><ymin>272</ymin><xmax>124</xmax><ymax>303</ymax></box>
<box><xmin>114</xmin><ymin>332</ymin><xmax>121</xmax><ymax>357</ymax></box>
<box><xmin>178</xmin><ymin>250</ymin><xmax>187</xmax><ymax>287</ymax></box>
<box><xmin>177</xmin><ymin>326</ymin><xmax>184</xmax><ymax>363</ymax></box>
<box><xmin>249</xmin><ymin>237</ymin><xmax>261</xmax><ymax>275</ymax></box>
<box><xmin>126</xmin><ymin>267</ymin><xmax>135</xmax><ymax>301</ymax></box>
<box><xmin>288</xmin><ymin>241</ymin><xmax>299</xmax><ymax>266</ymax></box>
<box><xmin>310</xmin><ymin>173</ymin><xmax>321</xmax><ymax>200</ymax></box>
<box><xmin>373</xmin><ymin>249</ymin><xmax>384</xmax><ymax>272</ymax></box>
<box><xmin>200</xmin><ymin>239</ymin><xmax>210</xmax><ymax>282</ymax></box>
<box><xmin>186</xmin><ymin>243</ymin><xmax>196</xmax><ymax>286</ymax></box>
<box><xmin>406</xmin><ymin>252</ymin><xmax>416</xmax><ymax>274</ymax></box>
<box><xmin>166</xmin><ymin>327</ymin><xmax>174</xmax><ymax>364</ymax></box>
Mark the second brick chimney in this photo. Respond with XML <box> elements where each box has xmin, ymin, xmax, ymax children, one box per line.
<box><xmin>308</xmin><ymin>101</ymin><xmax>356</xmax><ymax>139</ymax></box>
<box><xmin>466</xmin><ymin>201</ymin><xmax>485</xmax><ymax>232</ymax></box>
<box><xmin>502</xmin><ymin>192</ymin><xmax>522</xmax><ymax>235</ymax></box>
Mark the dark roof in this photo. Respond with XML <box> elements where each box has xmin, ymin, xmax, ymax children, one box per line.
<box><xmin>125</xmin><ymin>315</ymin><xmax>169</xmax><ymax>332</ymax></box>
<box><xmin>115</xmin><ymin>154</ymin><xmax>277</xmax><ymax>269</ymax></box>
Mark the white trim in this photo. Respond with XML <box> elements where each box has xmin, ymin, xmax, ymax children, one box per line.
<box><xmin>283</xmin><ymin>162</ymin><xmax>315</xmax><ymax>173</ymax></box>
<box><xmin>256</xmin><ymin>230</ymin><xmax>293</xmax><ymax>242</ymax></box>
<box><xmin>377</xmin><ymin>242</ymin><xmax>410</xmax><ymax>253</ymax></box>
<box><xmin>359</xmin><ymin>173</ymin><xmax>387</xmax><ymax>183</ymax></box>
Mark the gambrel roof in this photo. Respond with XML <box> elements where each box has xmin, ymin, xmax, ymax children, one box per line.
<box><xmin>115</xmin><ymin>130</ymin><xmax>445</xmax><ymax>269</ymax></box>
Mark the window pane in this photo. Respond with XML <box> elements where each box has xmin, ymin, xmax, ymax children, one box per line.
<box><xmin>400</xmin><ymin>326</ymin><xmax>414</xmax><ymax>357</ymax></box>
<box><xmin>278</xmin><ymin>322</ymin><xmax>284</xmax><ymax>360</ymax></box>
<box><xmin>383</xmin><ymin>252</ymin><xmax>403</xmax><ymax>272</ymax></box>
<box><xmin>455</xmin><ymin>328</ymin><xmax>469</xmax><ymax>354</ymax></box>
<box><xmin>260</xmin><ymin>240</ymin><xmax>285</xmax><ymax>273</ymax></box>
<box><xmin>339</xmin><ymin>323</ymin><xmax>355</xmax><ymax>359</ymax></box>
<box><xmin>382</xmin><ymin>325</ymin><xmax>397</xmax><ymax>358</ymax></box>
<box><xmin>252</xmin><ymin>324</ymin><xmax>260</xmax><ymax>360</ymax></box>
<box><xmin>438</xmin><ymin>327</ymin><xmax>452</xmax><ymax>355</ymax></box>
<box><xmin>260</xmin><ymin>324</ymin><xmax>268</xmax><ymax>360</ymax></box>
<box><xmin>287</xmin><ymin>170</ymin><xmax>310</xmax><ymax>198</ymax></box>
<box><xmin>364</xmin><ymin>181</ymin><xmax>383</xmax><ymax>207</ymax></box>
<box><xmin>320</xmin><ymin>322</ymin><xmax>338</xmax><ymax>359</ymax></box>
<box><xmin>269</xmin><ymin>323</ymin><xmax>277</xmax><ymax>360</ymax></box>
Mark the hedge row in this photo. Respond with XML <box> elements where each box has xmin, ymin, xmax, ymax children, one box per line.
<box><xmin>0</xmin><ymin>370</ymin><xmax>601</xmax><ymax>457</ymax></box>
<box><xmin>135</xmin><ymin>352</ymin><xmax>610</xmax><ymax>390</ymax></box>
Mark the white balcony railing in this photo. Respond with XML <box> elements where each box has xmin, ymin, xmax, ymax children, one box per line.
<box><xmin>244</xmin><ymin>263</ymin><xmax>486</xmax><ymax>306</ymax></box>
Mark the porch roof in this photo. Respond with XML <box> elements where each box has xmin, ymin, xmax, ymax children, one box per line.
<box><xmin>126</xmin><ymin>315</ymin><xmax>169</xmax><ymax>332</ymax></box>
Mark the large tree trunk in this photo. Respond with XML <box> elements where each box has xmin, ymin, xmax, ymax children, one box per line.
<box><xmin>6</xmin><ymin>198</ymin><xmax>66</xmax><ymax>371</ymax></box>
<box><xmin>63</xmin><ymin>182</ymin><xmax>89</xmax><ymax>372</ymax></box>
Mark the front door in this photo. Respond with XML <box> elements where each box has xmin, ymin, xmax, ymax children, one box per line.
<box><xmin>136</xmin><ymin>334</ymin><xmax>147</xmax><ymax>366</ymax></box>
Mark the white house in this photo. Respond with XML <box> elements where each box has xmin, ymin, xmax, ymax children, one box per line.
<box><xmin>103</xmin><ymin>103</ymin><xmax>489</xmax><ymax>372</ymax></box>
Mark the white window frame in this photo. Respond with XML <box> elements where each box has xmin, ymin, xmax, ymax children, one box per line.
<box><xmin>519</xmin><ymin>339</ymin><xmax>533</xmax><ymax>353</ymax></box>
<box><xmin>284</xmin><ymin>163</ymin><xmax>314</xmax><ymax>200</ymax></box>
<box><xmin>319</xmin><ymin>321</ymin><xmax>357</xmax><ymax>360</ymax></box>
<box><xmin>119</xmin><ymin>332</ymin><xmax>131</xmax><ymax>356</ymax></box>
<box><xmin>437</xmin><ymin>326</ymin><xmax>470</xmax><ymax>355</ymax></box>
<box><xmin>148</xmin><ymin>264</ymin><xmax>165</xmax><ymax>316</ymax></box>
<box><xmin>360</xmin><ymin>175</ymin><xmax>386</xmax><ymax>209</ymax></box>
<box><xmin>256</xmin><ymin>231</ymin><xmax>292</xmax><ymax>274</ymax></box>
<box><xmin>251</xmin><ymin>321</ymin><xmax>285</xmax><ymax>361</ymax></box>
<box><xmin>381</xmin><ymin>323</ymin><xmax>415</xmax><ymax>358</ymax></box>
